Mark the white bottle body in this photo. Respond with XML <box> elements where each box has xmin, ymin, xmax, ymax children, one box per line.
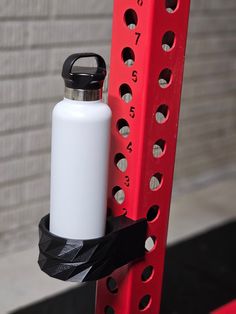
<box><xmin>49</xmin><ymin>98</ymin><xmax>111</xmax><ymax>240</ymax></box>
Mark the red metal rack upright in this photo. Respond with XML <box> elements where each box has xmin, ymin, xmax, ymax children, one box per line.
<box><xmin>96</xmin><ymin>1</ymin><xmax>190</xmax><ymax>313</ymax></box>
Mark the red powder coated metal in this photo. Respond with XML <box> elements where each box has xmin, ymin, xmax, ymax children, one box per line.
<box><xmin>96</xmin><ymin>1</ymin><xmax>190</xmax><ymax>313</ymax></box>
<box><xmin>211</xmin><ymin>300</ymin><xmax>236</xmax><ymax>314</ymax></box>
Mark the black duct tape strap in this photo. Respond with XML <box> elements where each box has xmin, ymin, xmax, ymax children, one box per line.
<box><xmin>38</xmin><ymin>214</ymin><xmax>147</xmax><ymax>283</ymax></box>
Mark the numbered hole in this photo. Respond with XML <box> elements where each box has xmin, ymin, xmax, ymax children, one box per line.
<box><xmin>114</xmin><ymin>153</ymin><xmax>128</xmax><ymax>172</ymax></box>
<box><xmin>156</xmin><ymin>105</ymin><xmax>169</xmax><ymax>124</ymax></box>
<box><xmin>117</xmin><ymin>119</ymin><xmax>130</xmax><ymax>138</ymax></box>
<box><xmin>141</xmin><ymin>265</ymin><xmax>154</xmax><ymax>282</ymax></box>
<box><xmin>124</xmin><ymin>9</ymin><xmax>138</xmax><ymax>29</ymax></box>
<box><xmin>104</xmin><ymin>306</ymin><xmax>115</xmax><ymax>314</ymax></box>
<box><xmin>120</xmin><ymin>84</ymin><xmax>132</xmax><ymax>103</ymax></box>
<box><xmin>112</xmin><ymin>186</ymin><xmax>125</xmax><ymax>204</ymax></box>
<box><xmin>162</xmin><ymin>31</ymin><xmax>175</xmax><ymax>51</ymax></box>
<box><xmin>158</xmin><ymin>69</ymin><xmax>172</xmax><ymax>88</ymax></box>
<box><xmin>147</xmin><ymin>205</ymin><xmax>160</xmax><ymax>222</ymax></box>
<box><xmin>122</xmin><ymin>47</ymin><xmax>135</xmax><ymax>66</ymax></box>
<box><xmin>107</xmin><ymin>277</ymin><xmax>118</xmax><ymax>294</ymax></box>
<box><xmin>145</xmin><ymin>236</ymin><xmax>156</xmax><ymax>252</ymax></box>
<box><xmin>149</xmin><ymin>173</ymin><xmax>163</xmax><ymax>191</ymax></box>
<box><xmin>153</xmin><ymin>139</ymin><xmax>166</xmax><ymax>158</ymax></box>
<box><xmin>166</xmin><ymin>0</ymin><xmax>178</xmax><ymax>13</ymax></box>
<box><xmin>139</xmin><ymin>295</ymin><xmax>152</xmax><ymax>310</ymax></box>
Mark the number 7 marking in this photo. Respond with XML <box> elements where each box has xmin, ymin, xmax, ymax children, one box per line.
<box><xmin>135</xmin><ymin>32</ymin><xmax>141</xmax><ymax>45</ymax></box>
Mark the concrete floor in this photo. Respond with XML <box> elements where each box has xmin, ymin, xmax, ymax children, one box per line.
<box><xmin>168</xmin><ymin>174</ymin><xmax>236</xmax><ymax>243</ymax></box>
<box><xmin>0</xmin><ymin>174</ymin><xmax>235</xmax><ymax>314</ymax></box>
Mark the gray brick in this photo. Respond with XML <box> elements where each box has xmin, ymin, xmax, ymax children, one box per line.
<box><xmin>175</xmin><ymin>154</ymin><xmax>236</xmax><ymax>179</ymax></box>
<box><xmin>180</xmin><ymin>96</ymin><xmax>236</xmax><ymax>120</ymax></box>
<box><xmin>0</xmin><ymin>22</ymin><xmax>26</xmax><ymax>48</ymax></box>
<box><xmin>53</xmin><ymin>0</ymin><xmax>113</xmax><ymax>16</ymax></box>
<box><xmin>0</xmin><ymin>176</ymin><xmax>49</xmax><ymax>209</ymax></box>
<box><xmin>0</xmin><ymin>199</ymin><xmax>49</xmax><ymax>233</ymax></box>
<box><xmin>182</xmin><ymin>76</ymin><xmax>236</xmax><ymax>100</ymax></box>
<box><xmin>180</xmin><ymin>116</ymin><xmax>235</xmax><ymax>140</ymax></box>
<box><xmin>187</xmin><ymin>35</ymin><xmax>236</xmax><ymax>56</ymax></box>
<box><xmin>26</xmin><ymin>75</ymin><xmax>63</xmax><ymax>102</ymax></box>
<box><xmin>184</xmin><ymin>56</ymin><xmax>236</xmax><ymax>79</ymax></box>
<box><xmin>0</xmin><ymin>104</ymin><xmax>52</xmax><ymax>133</ymax></box>
<box><xmin>0</xmin><ymin>79</ymin><xmax>25</xmax><ymax>105</ymax></box>
<box><xmin>24</xmin><ymin>128</ymin><xmax>51</xmax><ymax>154</ymax></box>
<box><xmin>0</xmin><ymin>50</ymin><xmax>49</xmax><ymax>77</ymax></box>
<box><xmin>177</xmin><ymin>134</ymin><xmax>236</xmax><ymax>161</ymax></box>
<box><xmin>0</xmin><ymin>128</ymin><xmax>51</xmax><ymax>160</ymax></box>
<box><xmin>28</xmin><ymin>19</ymin><xmax>112</xmax><ymax>46</ymax></box>
<box><xmin>0</xmin><ymin>154</ymin><xmax>50</xmax><ymax>185</ymax></box>
<box><xmin>23</xmin><ymin>176</ymin><xmax>50</xmax><ymax>204</ymax></box>
<box><xmin>189</xmin><ymin>15</ymin><xmax>236</xmax><ymax>35</ymax></box>
<box><xmin>0</xmin><ymin>0</ymin><xmax>49</xmax><ymax>18</ymax></box>
<box><xmin>191</xmin><ymin>0</ymin><xmax>236</xmax><ymax>11</ymax></box>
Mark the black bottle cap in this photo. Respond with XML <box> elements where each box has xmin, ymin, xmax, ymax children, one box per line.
<box><xmin>62</xmin><ymin>53</ymin><xmax>107</xmax><ymax>90</ymax></box>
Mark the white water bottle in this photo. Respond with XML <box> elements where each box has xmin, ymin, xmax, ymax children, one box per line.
<box><xmin>49</xmin><ymin>53</ymin><xmax>111</xmax><ymax>240</ymax></box>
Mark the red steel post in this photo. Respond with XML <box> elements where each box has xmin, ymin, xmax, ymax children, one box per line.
<box><xmin>211</xmin><ymin>300</ymin><xmax>236</xmax><ymax>314</ymax></box>
<box><xmin>96</xmin><ymin>0</ymin><xmax>190</xmax><ymax>313</ymax></box>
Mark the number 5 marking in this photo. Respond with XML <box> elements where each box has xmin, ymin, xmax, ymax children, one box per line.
<box><xmin>129</xmin><ymin>106</ymin><xmax>135</xmax><ymax>118</ymax></box>
<box><xmin>127</xmin><ymin>142</ymin><xmax>133</xmax><ymax>153</ymax></box>
<box><xmin>132</xmin><ymin>70</ymin><xmax>138</xmax><ymax>82</ymax></box>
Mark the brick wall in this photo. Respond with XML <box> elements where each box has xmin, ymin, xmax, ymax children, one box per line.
<box><xmin>0</xmin><ymin>0</ymin><xmax>235</xmax><ymax>255</ymax></box>
<box><xmin>176</xmin><ymin>0</ymin><xmax>236</xmax><ymax>184</ymax></box>
<box><xmin>0</xmin><ymin>0</ymin><xmax>112</xmax><ymax>254</ymax></box>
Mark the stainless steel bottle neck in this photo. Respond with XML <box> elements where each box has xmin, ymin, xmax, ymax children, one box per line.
<box><xmin>64</xmin><ymin>87</ymin><xmax>102</xmax><ymax>101</ymax></box>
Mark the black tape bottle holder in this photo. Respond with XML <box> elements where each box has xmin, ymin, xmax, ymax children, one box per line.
<box><xmin>38</xmin><ymin>53</ymin><xmax>147</xmax><ymax>283</ymax></box>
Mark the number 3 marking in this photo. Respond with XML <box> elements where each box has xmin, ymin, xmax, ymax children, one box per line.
<box><xmin>124</xmin><ymin>176</ymin><xmax>130</xmax><ymax>187</ymax></box>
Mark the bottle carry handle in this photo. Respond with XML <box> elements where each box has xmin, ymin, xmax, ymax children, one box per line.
<box><xmin>62</xmin><ymin>53</ymin><xmax>106</xmax><ymax>77</ymax></box>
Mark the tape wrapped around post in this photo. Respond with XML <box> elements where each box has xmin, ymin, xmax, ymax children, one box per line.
<box><xmin>38</xmin><ymin>214</ymin><xmax>147</xmax><ymax>283</ymax></box>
